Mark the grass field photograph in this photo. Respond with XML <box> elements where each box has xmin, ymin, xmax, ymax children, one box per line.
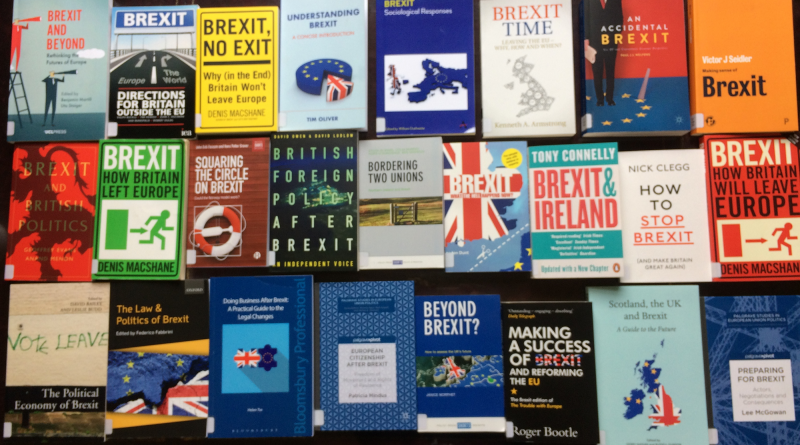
<box><xmin>359</xmin><ymin>197</ymin><xmax>443</xmax><ymax>226</ymax></box>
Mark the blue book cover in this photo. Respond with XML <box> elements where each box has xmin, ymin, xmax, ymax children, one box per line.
<box><xmin>8</xmin><ymin>0</ymin><xmax>110</xmax><ymax>142</ymax></box>
<box><xmin>589</xmin><ymin>286</ymin><xmax>709</xmax><ymax>445</ymax></box>
<box><xmin>208</xmin><ymin>276</ymin><xmax>314</xmax><ymax>438</ymax></box>
<box><xmin>279</xmin><ymin>0</ymin><xmax>368</xmax><ymax>131</ymax></box>
<box><xmin>415</xmin><ymin>295</ymin><xmax>504</xmax><ymax>432</ymax></box>
<box><xmin>375</xmin><ymin>0</ymin><xmax>476</xmax><ymax>136</ymax></box>
<box><xmin>579</xmin><ymin>0</ymin><xmax>690</xmax><ymax>136</ymax></box>
<box><xmin>319</xmin><ymin>281</ymin><xmax>417</xmax><ymax>430</ymax></box>
<box><xmin>444</xmin><ymin>141</ymin><xmax>531</xmax><ymax>272</ymax></box>
<box><xmin>705</xmin><ymin>295</ymin><xmax>800</xmax><ymax>444</ymax></box>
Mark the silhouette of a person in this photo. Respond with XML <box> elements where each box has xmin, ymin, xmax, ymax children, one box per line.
<box><xmin>769</xmin><ymin>222</ymin><xmax>797</xmax><ymax>255</ymax></box>
<box><xmin>585</xmin><ymin>0</ymin><xmax>624</xmax><ymax>106</ymax></box>
<box><xmin>140</xmin><ymin>210</ymin><xmax>174</xmax><ymax>250</ymax></box>
<box><xmin>11</xmin><ymin>19</ymin><xmax>30</xmax><ymax>72</ymax></box>
<box><xmin>42</xmin><ymin>72</ymin><xmax>64</xmax><ymax>126</ymax></box>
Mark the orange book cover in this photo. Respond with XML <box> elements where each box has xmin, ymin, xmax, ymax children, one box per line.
<box><xmin>688</xmin><ymin>0</ymin><xmax>798</xmax><ymax>135</ymax></box>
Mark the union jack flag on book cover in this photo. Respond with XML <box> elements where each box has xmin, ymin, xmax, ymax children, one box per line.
<box><xmin>443</xmin><ymin>141</ymin><xmax>531</xmax><ymax>272</ymax></box>
<box><xmin>327</xmin><ymin>74</ymin><xmax>354</xmax><ymax>102</ymax></box>
<box><xmin>107</xmin><ymin>351</ymin><xmax>209</xmax><ymax>418</ymax></box>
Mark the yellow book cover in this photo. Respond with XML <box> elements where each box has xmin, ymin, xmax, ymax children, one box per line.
<box><xmin>195</xmin><ymin>7</ymin><xmax>279</xmax><ymax>134</ymax></box>
<box><xmin>688</xmin><ymin>0</ymin><xmax>798</xmax><ymax>135</ymax></box>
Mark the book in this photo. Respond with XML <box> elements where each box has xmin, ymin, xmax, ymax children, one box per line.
<box><xmin>358</xmin><ymin>137</ymin><xmax>444</xmax><ymax>269</ymax></box>
<box><xmin>702</xmin><ymin>135</ymin><xmax>800</xmax><ymax>281</ymax></box>
<box><xmin>444</xmin><ymin>141</ymin><xmax>532</xmax><ymax>272</ymax></box>
<box><xmin>588</xmin><ymin>285</ymin><xmax>709</xmax><ymax>445</ymax></box>
<box><xmin>208</xmin><ymin>276</ymin><xmax>314</xmax><ymax>438</ymax></box>
<box><xmin>195</xmin><ymin>7</ymin><xmax>279</xmax><ymax>134</ymax></box>
<box><xmin>375</xmin><ymin>0</ymin><xmax>476</xmax><ymax>137</ymax></box>
<box><xmin>479</xmin><ymin>0</ymin><xmax>576</xmax><ymax>138</ymax></box>
<box><xmin>416</xmin><ymin>294</ymin><xmax>504</xmax><ymax>432</ymax></box>
<box><xmin>619</xmin><ymin>149</ymin><xmax>713</xmax><ymax>283</ymax></box>
<box><xmin>108</xmin><ymin>5</ymin><xmax>198</xmax><ymax>139</ymax></box>
<box><xmin>5</xmin><ymin>283</ymin><xmax>109</xmax><ymax>438</ymax></box>
<box><xmin>279</xmin><ymin>0</ymin><xmax>368</xmax><ymax>131</ymax></box>
<box><xmin>318</xmin><ymin>281</ymin><xmax>417</xmax><ymax>431</ymax></box>
<box><xmin>186</xmin><ymin>138</ymin><xmax>270</xmax><ymax>268</ymax></box>
<box><xmin>529</xmin><ymin>143</ymin><xmax>623</xmax><ymax>278</ymax></box>
<box><xmin>5</xmin><ymin>142</ymin><xmax>97</xmax><ymax>282</ymax></box>
<box><xmin>704</xmin><ymin>295</ymin><xmax>800</xmax><ymax>442</ymax></box>
<box><xmin>580</xmin><ymin>0</ymin><xmax>690</xmax><ymax>137</ymax></box>
<box><xmin>93</xmin><ymin>139</ymin><xmax>187</xmax><ymax>280</ymax></box>
<box><xmin>7</xmin><ymin>0</ymin><xmax>110</xmax><ymax>142</ymax></box>
<box><xmin>105</xmin><ymin>281</ymin><xmax>209</xmax><ymax>439</ymax></box>
<box><xmin>269</xmin><ymin>131</ymin><xmax>358</xmax><ymax>272</ymax></box>
<box><xmin>503</xmin><ymin>302</ymin><xmax>599</xmax><ymax>443</ymax></box>
<box><xmin>688</xmin><ymin>0</ymin><xmax>798</xmax><ymax>135</ymax></box>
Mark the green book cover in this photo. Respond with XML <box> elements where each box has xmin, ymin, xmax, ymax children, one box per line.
<box><xmin>93</xmin><ymin>139</ymin><xmax>186</xmax><ymax>280</ymax></box>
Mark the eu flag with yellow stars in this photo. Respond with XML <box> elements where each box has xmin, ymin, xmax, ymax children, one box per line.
<box><xmin>107</xmin><ymin>351</ymin><xmax>208</xmax><ymax>415</ymax></box>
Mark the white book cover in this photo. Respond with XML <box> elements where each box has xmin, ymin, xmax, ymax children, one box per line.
<box><xmin>619</xmin><ymin>149</ymin><xmax>713</xmax><ymax>283</ymax></box>
<box><xmin>358</xmin><ymin>137</ymin><xmax>444</xmax><ymax>269</ymax></box>
<box><xmin>479</xmin><ymin>0</ymin><xmax>576</xmax><ymax>138</ymax></box>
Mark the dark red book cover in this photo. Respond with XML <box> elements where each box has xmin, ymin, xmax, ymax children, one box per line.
<box><xmin>5</xmin><ymin>143</ymin><xmax>98</xmax><ymax>281</ymax></box>
<box><xmin>703</xmin><ymin>134</ymin><xmax>800</xmax><ymax>281</ymax></box>
<box><xmin>187</xmin><ymin>138</ymin><xmax>270</xmax><ymax>267</ymax></box>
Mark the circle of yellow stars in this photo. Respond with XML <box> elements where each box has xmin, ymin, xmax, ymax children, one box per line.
<box><xmin>585</xmin><ymin>92</ymin><xmax>653</xmax><ymax>127</ymax></box>
<box><xmin>302</xmin><ymin>60</ymin><xmax>348</xmax><ymax>83</ymax></box>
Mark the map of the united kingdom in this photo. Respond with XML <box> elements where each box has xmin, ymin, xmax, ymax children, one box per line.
<box><xmin>408</xmin><ymin>59</ymin><xmax>469</xmax><ymax>103</ymax></box>
<box><xmin>622</xmin><ymin>340</ymin><xmax>683</xmax><ymax>431</ymax></box>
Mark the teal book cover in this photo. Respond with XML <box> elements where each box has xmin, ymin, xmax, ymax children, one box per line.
<box><xmin>8</xmin><ymin>0</ymin><xmax>110</xmax><ymax>142</ymax></box>
<box><xmin>278</xmin><ymin>0</ymin><xmax>367</xmax><ymax>131</ymax></box>
<box><xmin>588</xmin><ymin>286</ymin><xmax>709</xmax><ymax>445</ymax></box>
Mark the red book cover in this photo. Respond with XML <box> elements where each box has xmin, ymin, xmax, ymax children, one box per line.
<box><xmin>703</xmin><ymin>134</ymin><xmax>800</xmax><ymax>281</ymax></box>
<box><xmin>187</xmin><ymin>138</ymin><xmax>270</xmax><ymax>267</ymax></box>
<box><xmin>5</xmin><ymin>143</ymin><xmax>98</xmax><ymax>281</ymax></box>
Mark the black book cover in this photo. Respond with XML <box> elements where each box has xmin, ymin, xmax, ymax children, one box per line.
<box><xmin>269</xmin><ymin>131</ymin><xmax>358</xmax><ymax>272</ymax></box>
<box><xmin>107</xmin><ymin>6</ymin><xmax>197</xmax><ymax>139</ymax></box>
<box><xmin>105</xmin><ymin>280</ymin><xmax>209</xmax><ymax>439</ymax></box>
<box><xmin>503</xmin><ymin>302</ymin><xmax>599</xmax><ymax>443</ymax></box>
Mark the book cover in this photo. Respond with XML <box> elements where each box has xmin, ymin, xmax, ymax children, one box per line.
<box><xmin>580</xmin><ymin>0</ymin><xmax>690</xmax><ymax>137</ymax></box>
<box><xmin>444</xmin><ymin>141</ymin><xmax>532</xmax><ymax>272</ymax></box>
<box><xmin>5</xmin><ymin>142</ymin><xmax>97</xmax><ymax>282</ymax></box>
<box><xmin>359</xmin><ymin>137</ymin><xmax>444</xmax><ymax>269</ymax></box>
<box><xmin>376</xmin><ymin>0</ymin><xmax>476</xmax><ymax>137</ymax></box>
<box><xmin>93</xmin><ymin>139</ymin><xmax>186</xmax><ymax>280</ymax></box>
<box><xmin>529</xmin><ymin>143</ymin><xmax>623</xmax><ymax>278</ymax></box>
<box><xmin>318</xmin><ymin>281</ymin><xmax>417</xmax><ymax>431</ymax></box>
<box><xmin>7</xmin><ymin>0</ymin><xmax>110</xmax><ymax>142</ymax></box>
<box><xmin>503</xmin><ymin>302</ymin><xmax>599</xmax><ymax>443</ymax></box>
<box><xmin>105</xmin><ymin>281</ymin><xmax>209</xmax><ymax>439</ymax></box>
<box><xmin>702</xmin><ymin>135</ymin><xmax>800</xmax><ymax>281</ymax></box>
<box><xmin>688</xmin><ymin>0</ymin><xmax>798</xmax><ymax>135</ymax></box>
<box><xmin>269</xmin><ymin>131</ymin><xmax>358</xmax><ymax>272</ymax></box>
<box><xmin>108</xmin><ymin>6</ymin><xmax>198</xmax><ymax>139</ymax></box>
<box><xmin>588</xmin><ymin>285</ymin><xmax>709</xmax><ymax>445</ymax></box>
<box><xmin>705</xmin><ymin>295</ymin><xmax>800</xmax><ymax>443</ymax></box>
<box><xmin>195</xmin><ymin>7</ymin><xmax>279</xmax><ymax>134</ymax></box>
<box><xmin>479</xmin><ymin>0</ymin><xmax>576</xmax><ymax>138</ymax></box>
<box><xmin>187</xmin><ymin>138</ymin><xmax>270</xmax><ymax>268</ymax></box>
<box><xmin>208</xmin><ymin>276</ymin><xmax>314</xmax><ymax>438</ymax></box>
<box><xmin>4</xmin><ymin>283</ymin><xmax>109</xmax><ymax>438</ymax></box>
<box><xmin>619</xmin><ymin>149</ymin><xmax>712</xmax><ymax>283</ymax></box>
<box><xmin>279</xmin><ymin>0</ymin><xmax>368</xmax><ymax>131</ymax></box>
<box><xmin>416</xmin><ymin>295</ymin><xmax>504</xmax><ymax>432</ymax></box>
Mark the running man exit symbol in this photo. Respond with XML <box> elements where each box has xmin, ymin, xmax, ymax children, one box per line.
<box><xmin>132</xmin><ymin>210</ymin><xmax>174</xmax><ymax>250</ymax></box>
